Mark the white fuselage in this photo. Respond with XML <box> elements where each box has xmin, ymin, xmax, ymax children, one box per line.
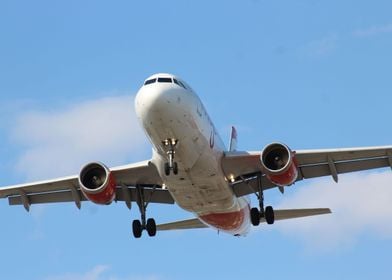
<box><xmin>135</xmin><ymin>74</ymin><xmax>250</xmax><ymax>235</ymax></box>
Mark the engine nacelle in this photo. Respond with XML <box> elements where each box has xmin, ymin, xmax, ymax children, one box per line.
<box><xmin>260</xmin><ymin>143</ymin><xmax>298</xmax><ymax>187</ymax></box>
<box><xmin>79</xmin><ymin>162</ymin><xmax>116</xmax><ymax>205</ymax></box>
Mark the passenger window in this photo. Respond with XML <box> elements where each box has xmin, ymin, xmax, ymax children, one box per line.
<box><xmin>144</xmin><ymin>78</ymin><xmax>156</xmax><ymax>85</ymax></box>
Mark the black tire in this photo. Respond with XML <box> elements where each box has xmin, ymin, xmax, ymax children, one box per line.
<box><xmin>146</xmin><ymin>218</ymin><xmax>157</xmax><ymax>237</ymax></box>
<box><xmin>265</xmin><ymin>206</ymin><xmax>275</xmax><ymax>225</ymax></box>
<box><xmin>173</xmin><ymin>162</ymin><xmax>178</xmax><ymax>175</ymax></box>
<box><xmin>132</xmin><ymin>220</ymin><xmax>142</xmax><ymax>238</ymax></box>
<box><xmin>164</xmin><ymin>162</ymin><xmax>170</xmax><ymax>176</ymax></box>
<box><xmin>250</xmin><ymin>207</ymin><xmax>260</xmax><ymax>226</ymax></box>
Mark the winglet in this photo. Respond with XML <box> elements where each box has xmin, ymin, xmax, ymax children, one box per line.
<box><xmin>229</xmin><ymin>126</ymin><xmax>238</xmax><ymax>152</ymax></box>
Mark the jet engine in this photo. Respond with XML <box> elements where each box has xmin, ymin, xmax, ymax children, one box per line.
<box><xmin>260</xmin><ymin>143</ymin><xmax>298</xmax><ymax>186</ymax></box>
<box><xmin>79</xmin><ymin>162</ymin><xmax>117</xmax><ymax>205</ymax></box>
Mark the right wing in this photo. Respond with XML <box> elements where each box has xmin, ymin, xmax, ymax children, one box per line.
<box><xmin>222</xmin><ymin>146</ymin><xmax>392</xmax><ymax>197</ymax></box>
<box><xmin>0</xmin><ymin>160</ymin><xmax>174</xmax><ymax>210</ymax></box>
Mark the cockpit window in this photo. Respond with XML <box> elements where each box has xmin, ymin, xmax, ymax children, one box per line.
<box><xmin>178</xmin><ymin>81</ymin><xmax>187</xmax><ymax>89</ymax></box>
<box><xmin>157</xmin><ymin>77</ymin><xmax>172</xmax><ymax>83</ymax></box>
<box><xmin>144</xmin><ymin>78</ymin><xmax>156</xmax><ymax>85</ymax></box>
<box><xmin>144</xmin><ymin>76</ymin><xmax>188</xmax><ymax>89</ymax></box>
<box><xmin>173</xmin><ymin>78</ymin><xmax>187</xmax><ymax>89</ymax></box>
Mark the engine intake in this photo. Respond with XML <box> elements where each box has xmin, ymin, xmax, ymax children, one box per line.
<box><xmin>79</xmin><ymin>162</ymin><xmax>116</xmax><ymax>205</ymax></box>
<box><xmin>260</xmin><ymin>143</ymin><xmax>298</xmax><ymax>186</ymax></box>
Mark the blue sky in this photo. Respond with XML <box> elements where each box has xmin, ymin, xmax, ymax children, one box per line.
<box><xmin>1</xmin><ymin>0</ymin><xmax>392</xmax><ymax>279</ymax></box>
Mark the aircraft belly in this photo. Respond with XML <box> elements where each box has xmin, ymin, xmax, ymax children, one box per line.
<box><xmin>164</xmin><ymin>147</ymin><xmax>237</xmax><ymax>214</ymax></box>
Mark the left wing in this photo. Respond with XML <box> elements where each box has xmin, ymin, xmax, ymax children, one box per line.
<box><xmin>222</xmin><ymin>146</ymin><xmax>392</xmax><ymax>197</ymax></box>
<box><xmin>0</xmin><ymin>160</ymin><xmax>174</xmax><ymax>210</ymax></box>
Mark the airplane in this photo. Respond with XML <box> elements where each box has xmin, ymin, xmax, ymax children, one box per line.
<box><xmin>1</xmin><ymin>73</ymin><xmax>391</xmax><ymax>238</ymax></box>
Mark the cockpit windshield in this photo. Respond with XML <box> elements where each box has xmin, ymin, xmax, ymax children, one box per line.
<box><xmin>157</xmin><ymin>77</ymin><xmax>172</xmax><ymax>83</ymax></box>
<box><xmin>173</xmin><ymin>79</ymin><xmax>187</xmax><ymax>89</ymax></box>
<box><xmin>144</xmin><ymin>78</ymin><xmax>156</xmax><ymax>85</ymax></box>
<box><xmin>143</xmin><ymin>76</ymin><xmax>188</xmax><ymax>90</ymax></box>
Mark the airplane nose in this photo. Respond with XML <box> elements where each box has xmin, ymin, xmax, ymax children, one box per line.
<box><xmin>135</xmin><ymin>83</ymin><xmax>179</xmax><ymax>122</ymax></box>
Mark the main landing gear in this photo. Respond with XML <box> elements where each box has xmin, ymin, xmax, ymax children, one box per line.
<box><xmin>163</xmin><ymin>138</ymin><xmax>178</xmax><ymax>176</ymax></box>
<box><xmin>132</xmin><ymin>185</ymin><xmax>157</xmax><ymax>238</ymax></box>
<box><xmin>250</xmin><ymin>175</ymin><xmax>275</xmax><ymax>226</ymax></box>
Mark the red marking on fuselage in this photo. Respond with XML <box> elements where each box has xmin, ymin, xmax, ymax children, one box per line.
<box><xmin>199</xmin><ymin>206</ymin><xmax>248</xmax><ymax>232</ymax></box>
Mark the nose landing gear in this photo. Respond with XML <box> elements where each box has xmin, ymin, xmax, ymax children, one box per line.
<box><xmin>163</xmin><ymin>139</ymin><xmax>178</xmax><ymax>176</ymax></box>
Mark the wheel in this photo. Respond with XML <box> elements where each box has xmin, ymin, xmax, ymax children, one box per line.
<box><xmin>146</xmin><ymin>218</ymin><xmax>157</xmax><ymax>237</ymax></box>
<box><xmin>265</xmin><ymin>206</ymin><xmax>275</xmax><ymax>225</ymax></box>
<box><xmin>132</xmin><ymin>219</ymin><xmax>143</xmax><ymax>238</ymax></box>
<box><xmin>250</xmin><ymin>207</ymin><xmax>260</xmax><ymax>226</ymax></box>
<box><xmin>173</xmin><ymin>162</ymin><xmax>178</xmax><ymax>175</ymax></box>
<box><xmin>164</xmin><ymin>162</ymin><xmax>170</xmax><ymax>176</ymax></box>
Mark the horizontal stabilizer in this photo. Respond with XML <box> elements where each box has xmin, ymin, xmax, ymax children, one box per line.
<box><xmin>157</xmin><ymin>218</ymin><xmax>208</xmax><ymax>231</ymax></box>
<box><xmin>260</xmin><ymin>208</ymin><xmax>331</xmax><ymax>223</ymax></box>
<box><xmin>156</xmin><ymin>208</ymin><xmax>331</xmax><ymax>231</ymax></box>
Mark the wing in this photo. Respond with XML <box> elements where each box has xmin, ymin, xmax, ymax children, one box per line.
<box><xmin>222</xmin><ymin>146</ymin><xmax>392</xmax><ymax>197</ymax></box>
<box><xmin>0</xmin><ymin>160</ymin><xmax>174</xmax><ymax>211</ymax></box>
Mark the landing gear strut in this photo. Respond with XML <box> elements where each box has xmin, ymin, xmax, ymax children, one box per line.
<box><xmin>250</xmin><ymin>174</ymin><xmax>275</xmax><ymax>226</ymax></box>
<box><xmin>163</xmin><ymin>138</ymin><xmax>178</xmax><ymax>176</ymax></box>
<box><xmin>132</xmin><ymin>185</ymin><xmax>157</xmax><ymax>238</ymax></box>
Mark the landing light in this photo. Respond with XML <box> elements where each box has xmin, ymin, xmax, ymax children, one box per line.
<box><xmin>229</xmin><ymin>175</ymin><xmax>235</xmax><ymax>183</ymax></box>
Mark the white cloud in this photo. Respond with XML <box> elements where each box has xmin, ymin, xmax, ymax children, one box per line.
<box><xmin>46</xmin><ymin>265</ymin><xmax>109</xmax><ymax>280</ymax></box>
<box><xmin>275</xmin><ymin>171</ymin><xmax>392</xmax><ymax>251</ymax></box>
<box><xmin>10</xmin><ymin>94</ymin><xmax>149</xmax><ymax>180</ymax></box>
<box><xmin>353</xmin><ymin>23</ymin><xmax>392</xmax><ymax>37</ymax></box>
<box><xmin>45</xmin><ymin>265</ymin><xmax>161</xmax><ymax>280</ymax></box>
<box><xmin>302</xmin><ymin>34</ymin><xmax>338</xmax><ymax>57</ymax></box>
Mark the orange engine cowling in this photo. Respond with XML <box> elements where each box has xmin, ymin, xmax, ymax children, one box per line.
<box><xmin>260</xmin><ymin>143</ymin><xmax>298</xmax><ymax>187</ymax></box>
<box><xmin>79</xmin><ymin>162</ymin><xmax>117</xmax><ymax>205</ymax></box>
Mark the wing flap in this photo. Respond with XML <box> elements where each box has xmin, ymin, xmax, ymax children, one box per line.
<box><xmin>8</xmin><ymin>187</ymin><xmax>175</xmax><ymax>207</ymax></box>
<box><xmin>295</xmin><ymin>146</ymin><xmax>392</xmax><ymax>165</ymax></box>
<box><xmin>300</xmin><ymin>157</ymin><xmax>389</xmax><ymax>179</ymax></box>
<box><xmin>8</xmin><ymin>190</ymin><xmax>83</xmax><ymax>205</ymax></box>
<box><xmin>157</xmin><ymin>218</ymin><xmax>208</xmax><ymax>231</ymax></box>
<box><xmin>0</xmin><ymin>176</ymin><xmax>79</xmax><ymax>199</ymax></box>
